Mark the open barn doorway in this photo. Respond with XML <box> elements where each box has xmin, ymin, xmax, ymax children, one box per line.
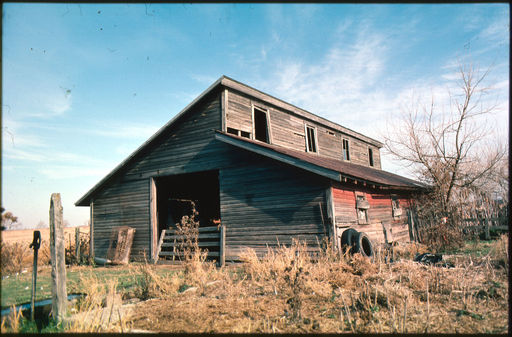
<box><xmin>154</xmin><ymin>170</ymin><xmax>220</xmax><ymax>234</ymax></box>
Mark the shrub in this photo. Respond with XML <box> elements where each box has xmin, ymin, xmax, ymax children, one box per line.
<box><xmin>0</xmin><ymin>241</ymin><xmax>30</xmax><ymax>274</ymax></box>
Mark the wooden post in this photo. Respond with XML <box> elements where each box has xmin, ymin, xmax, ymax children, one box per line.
<box><xmin>219</xmin><ymin>224</ymin><xmax>226</xmax><ymax>267</ymax></box>
<box><xmin>29</xmin><ymin>230</ymin><xmax>41</xmax><ymax>321</ymax></box>
<box><xmin>75</xmin><ymin>227</ymin><xmax>80</xmax><ymax>264</ymax></box>
<box><xmin>49</xmin><ymin>193</ymin><xmax>67</xmax><ymax>323</ymax></box>
<box><xmin>90</xmin><ymin>201</ymin><xmax>94</xmax><ymax>259</ymax></box>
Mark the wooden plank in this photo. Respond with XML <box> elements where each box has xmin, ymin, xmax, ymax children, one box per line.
<box><xmin>153</xmin><ymin>229</ymin><xmax>166</xmax><ymax>263</ymax></box>
<box><xmin>90</xmin><ymin>200</ymin><xmax>94</xmax><ymax>258</ymax></box>
<box><xmin>220</xmin><ymin>224</ymin><xmax>226</xmax><ymax>267</ymax></box>
<box><xmin>149</xmin><ymin>177</ymin><xmax>158</xmax><ymax>260</ymax></box>
<box><xmin>161</xmin><ymin>241</ymin><xmax>220</xmax><ymax>248</ymax></box>
<box><xmin>198</xmin><ymin>226</ymin><xmax>221</xmax><ymax>233</ymax></box>
<box><xmin>159</xmin><ymin>251</ymin><xmax>220</xmax><ymax>257</ymax></box>
<box><xmin>164</xmin><ymin>233</ymin><xmax>220</xmax><ymax>240</ymax></box>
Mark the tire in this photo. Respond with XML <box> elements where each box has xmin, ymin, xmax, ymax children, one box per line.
<box><xmin>354</xmin><ymin>231</ymin><xmax>373</xmax><ymax>257</ymax></box>
<box><xmin>340</xmin><ymin>228</ymin><xmax>359</xmax><ymax>253</ymax></box>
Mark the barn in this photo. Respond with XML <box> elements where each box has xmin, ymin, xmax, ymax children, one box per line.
<box><xmin>76</xmin><ymin>76</ymin><xmax>425</xmax><ymax>263</ymax></box>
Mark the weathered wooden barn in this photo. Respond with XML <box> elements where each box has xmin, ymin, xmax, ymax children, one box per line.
<box><xmin>76</xmin><ymin>76</ymin><xmax>425</xmax><ymax>262</ymax></box>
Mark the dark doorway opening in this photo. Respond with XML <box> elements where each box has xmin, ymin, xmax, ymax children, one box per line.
<box><xmin>254</xmin><ymin>107</ymin><xmax>269</xmax><ymax>143</ymax></box>
<box><xmin>155</xmin><ymin>170</ymin><xmax>220</xmax><ymax>234</ymax></box>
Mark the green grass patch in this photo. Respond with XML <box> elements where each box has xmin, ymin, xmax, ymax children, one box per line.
<box><xmin>1</xmin><ymin>265</ymin><xmax>177</xmax><ymax>308</ymax></box>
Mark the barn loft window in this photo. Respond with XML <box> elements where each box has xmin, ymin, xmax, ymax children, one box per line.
<box><xmin>342</xmin><ymin>139</ymin><xmax>350</xmax><ymax>161</ymax></box>
<box><xmin>305</xmin><ymin>125</ymin><xmax>317</xmax><ymax>153</ymax></box>
<box><xmin>391</xmin><ymin>196</ymin><xmax>402</xmax><ymax>218</ymax></box>
<box><xmin>227</xmin><ymin>127</ymin><xmax>251</xmax><ymax>139</ymax></box>
<box><xmin>356</xmin><ymin>194</ymin><xmax>370</xmax><ymax>224</ymax></box>
<box><xmin>227</xmin><ymin>127</ymin><xmax>238</xmax><ymax>136</ymax></box>
<box><xmin>253</xmin><ymin>107</ymin><xmax>269</xmax><ymax>143</ymax></box>
<box><xmin>368</xmin><ymin>148</ymin><xmax>374</xmax><ymax>167</ymax></box>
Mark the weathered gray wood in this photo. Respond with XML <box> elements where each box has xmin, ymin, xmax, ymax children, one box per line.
<box><xmin>90</xmin><ymin>200</ymin><xmax>94</xmax><ymax>258</ymax></box>
<box><xmin>222</xmin><ymin>81</ymin><xmax>383</xmax><ymax>147</ymax></box>
<box><xmin>75</xmin><ymin>227</ymin><xmax>80</xmax><ymax>263</ymax></box>
<box><xmin>150</xmin><ymin>177</ymin><xmax>158</xmax><ymax>260</ymax></box>
<box><xmin>49</xmin><ymin>193</ymin><xmax>67</xmax><ymax>323</ymax></box>
<box><xmin>159</xmin><ymin>251</ymin><xmax>220</xmax><ymax>257</ymax></box>
<box><xmin>153</xmin><ymin>229</ymin><xmax>166</xmax><ymax>264</ymax></box>
<box><xmin>164</xmin><ymin>233</ymin><xmax>220</xmax><ymax>240</ymax></box>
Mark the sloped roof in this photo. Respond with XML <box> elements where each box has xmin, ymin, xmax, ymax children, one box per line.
<box><xmin>76</xmin><ymin>76</ymin><xmax>397</xmax><ymax>206</ymax></box>
<box><xmin>215</xmin><ymin>131</ymin><xmax>425</xmax><ymax>190</ymax></box>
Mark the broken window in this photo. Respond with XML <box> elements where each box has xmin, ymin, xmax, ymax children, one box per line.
<box><xmin>253</xmin><ymin>107</ymin><xmax>269</xmax><ymax>143</ymax></box>
<box><xmin>368</xmin><ymin>147</ymin><xmax>374</xmax><ymax>167</ymax></box>
<box><xmin>356</xmin><ymin>194</ymin><xmax>370</xmax><ymax>224</ymax></box>
<box><xmin>391</xmin><ymin>196</ymin><xmax>402</xmax><ymax>218</ymax></box>
<box><xmin>305</xmin><ymin>125</ymin><xmax>317</xmax><ymax>153</ymax></box>
<box><xmin>342</xmin><ymin>138</ymin><xmax>350</xmax><ymax>161</ymax></box>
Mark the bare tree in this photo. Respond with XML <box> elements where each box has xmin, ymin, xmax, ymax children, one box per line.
<box><xmin>384</xmin><ymin>62</ymin><xmax>506</xmax><ymax>213</ymax></box>
<box><xmin>1</xmin><ymin>211</ymin><xmax>20</xmax><ymax>230</ymax></box>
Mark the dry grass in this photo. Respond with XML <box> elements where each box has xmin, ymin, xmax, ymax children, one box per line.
<box><xmin>3</xmin><ymin>235</ymin><xmax>506</xmax><ymax>333</ymax></box>
<box><xmin>122</xmin><ymin>237</ymin><xmax>508</xmax><ymax>333</ymax></box>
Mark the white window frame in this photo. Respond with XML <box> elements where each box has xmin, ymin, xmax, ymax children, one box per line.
<box><xmin>251</xmin><ymin>104</ymin><xmax>272</xmax><ymax>144</ymax></box>
<box><xmin>304</xmin><ymin>123</ymin><xmax>318</xmax><ymax>153</ymax></box>
<box><xmin>342</xmin><ymin>138</ymin><xmax>350</xmax><ymax>161</ymax></box>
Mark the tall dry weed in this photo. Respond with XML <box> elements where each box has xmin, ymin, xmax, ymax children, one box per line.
<box><xmin>0</xmin><ymin>241</ymin><xmax>30</xmax><ymax>274</ymax></box>
<box><xmin>68</xmin><ymin>275</ymin><xmax>129</xmax><ymax>332</ymax></box>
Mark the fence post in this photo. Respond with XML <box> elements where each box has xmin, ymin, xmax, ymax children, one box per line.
<box><xmin>49</xmin><ymin>193</ymin><xmax>67</xmax><ymax>323</ymax></box>
<box><xmin>219</xmin><ymin>225</ymin><xmax>226</xmax><ymax>267</ymax></box>
<box><xmin>29</xmin><ymin>230</ymin><xmax>41</xmax><ymax>321</ymax></box>
<box><xmin>75</xmin><ymin>227</ymin><xmax>80</xmax><ymax>264</ymax></box>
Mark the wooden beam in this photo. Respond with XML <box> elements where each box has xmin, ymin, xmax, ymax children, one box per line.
<box><xmin>90</xmin><ymin>200</ymin><xmax>94</xmax><ymax>258</ymax></box>
<box><xmin>149</xmin><ymin>177</ymin><xmax>158</xmax><ymax>261</ymax></box>
<box><xmin>221</xmin><ymin>89</ymin><xmax>228</xmax><ymax>132</ymax></box>
<box><xmin>325</xmin><ymin>187</ymin><xmax>337</xmax><ymax>251</ymax></box>
<box><xmin>219</xmin><ymin>224</ymin><xmax>226</xmax><ymax>267</ymax></box>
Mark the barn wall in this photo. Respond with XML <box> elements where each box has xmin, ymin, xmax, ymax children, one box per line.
<box><xmin>225</xmin><ymin>89</ymin><xmax>382</xmax><ymax>169</ymax></box>
<box><xmin>219</xmin><ymin>152</ymin><xmax>330</xmax><ymax>259</ymax></box>
<box><xmin>91</xmin><ymin>91</ymin><xmax>226</xmax><ymax>259</ymax></box>
<box><xmin>331</xmin><ymin>182</ymin><xmax>413</xmax><ymax>245</ymax></box>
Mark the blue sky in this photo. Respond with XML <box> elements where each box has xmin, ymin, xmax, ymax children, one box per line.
<box><xmin>2</xmin><ymin>3</ymin><xmax>509</xmax><ymax>228</ymax></box>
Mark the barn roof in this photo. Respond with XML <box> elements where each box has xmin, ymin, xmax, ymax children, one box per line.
<box><xmin>215</xmin><ymin>131</ymin><xmax>426</xmax><ymax>190</ymax></box>
<box><xmin>76</xmin><ymin>76</ymin><xmax>405</xmax><ymax>206</ymax></box>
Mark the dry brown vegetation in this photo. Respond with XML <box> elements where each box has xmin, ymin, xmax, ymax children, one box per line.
<box><xmin>122</xmin><ymin>236</ymin><xmax>508</xmax><ymax>333</ymax></box>
<box><xmin>1</xmin><ymin>235</ymin><xmax>508</xmax><ymax>333</ymax></box>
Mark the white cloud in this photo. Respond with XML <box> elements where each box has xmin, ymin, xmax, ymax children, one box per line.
<box><xmin>92</xmin><ymin>123</ymin><xmax>160</xmax><ymax>139</ymax></box>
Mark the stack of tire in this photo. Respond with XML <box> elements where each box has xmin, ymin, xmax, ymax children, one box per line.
<box><xmin>340</xmin><ymin>228</ymin><xmax>373</xmax><ymax>257</ymax></box>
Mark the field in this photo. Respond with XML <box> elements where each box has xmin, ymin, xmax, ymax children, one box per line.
<box><xmin>1</xmin><ymin>235</ymin><xmax>508</xmax><ymax>333</ymax></box>
<box><xmin>1</xmin><ymin>226</ymin><xmax>89</xmax><ymax>245</ymax></box>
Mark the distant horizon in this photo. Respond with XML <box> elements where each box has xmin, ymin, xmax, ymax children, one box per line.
<box><xmin>2</xmin><ymin>3</ymin><xmax>509</xmax><ymax>228</ymax></box>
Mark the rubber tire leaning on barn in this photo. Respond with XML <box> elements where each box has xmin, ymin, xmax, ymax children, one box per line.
<box><xmin>340</xmin><ymin>228</ymin><xmax>359</xmax><ymax>254</ymax></box>
<box><xmin>340</xmin><ymin>228</ymin><xmax>373</xmax><ymax>257</ymax></box>
<box><xmin>353</xmin><ymin>231</ymin><xmax>373</xmax><ymax>257</ymax></box>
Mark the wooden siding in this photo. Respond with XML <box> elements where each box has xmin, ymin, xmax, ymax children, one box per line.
<box><xmin>91</xmin><ymin>92</ymin><xmax>226</xmax><ymax>259</ymax></box>
<box><xmin>219</xmin><ymin>152</ymin><xmax>329</xmax><ymax>259</ymax></box>
<box><xmin>225</xmin><ymin>89</ymin><xmax>382</xmax><ymax>169</ymax></box>
<box><xmin>331</xmin><ymin>182</ymin><xmax>412</xmax><ymax>245</ymax></box>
